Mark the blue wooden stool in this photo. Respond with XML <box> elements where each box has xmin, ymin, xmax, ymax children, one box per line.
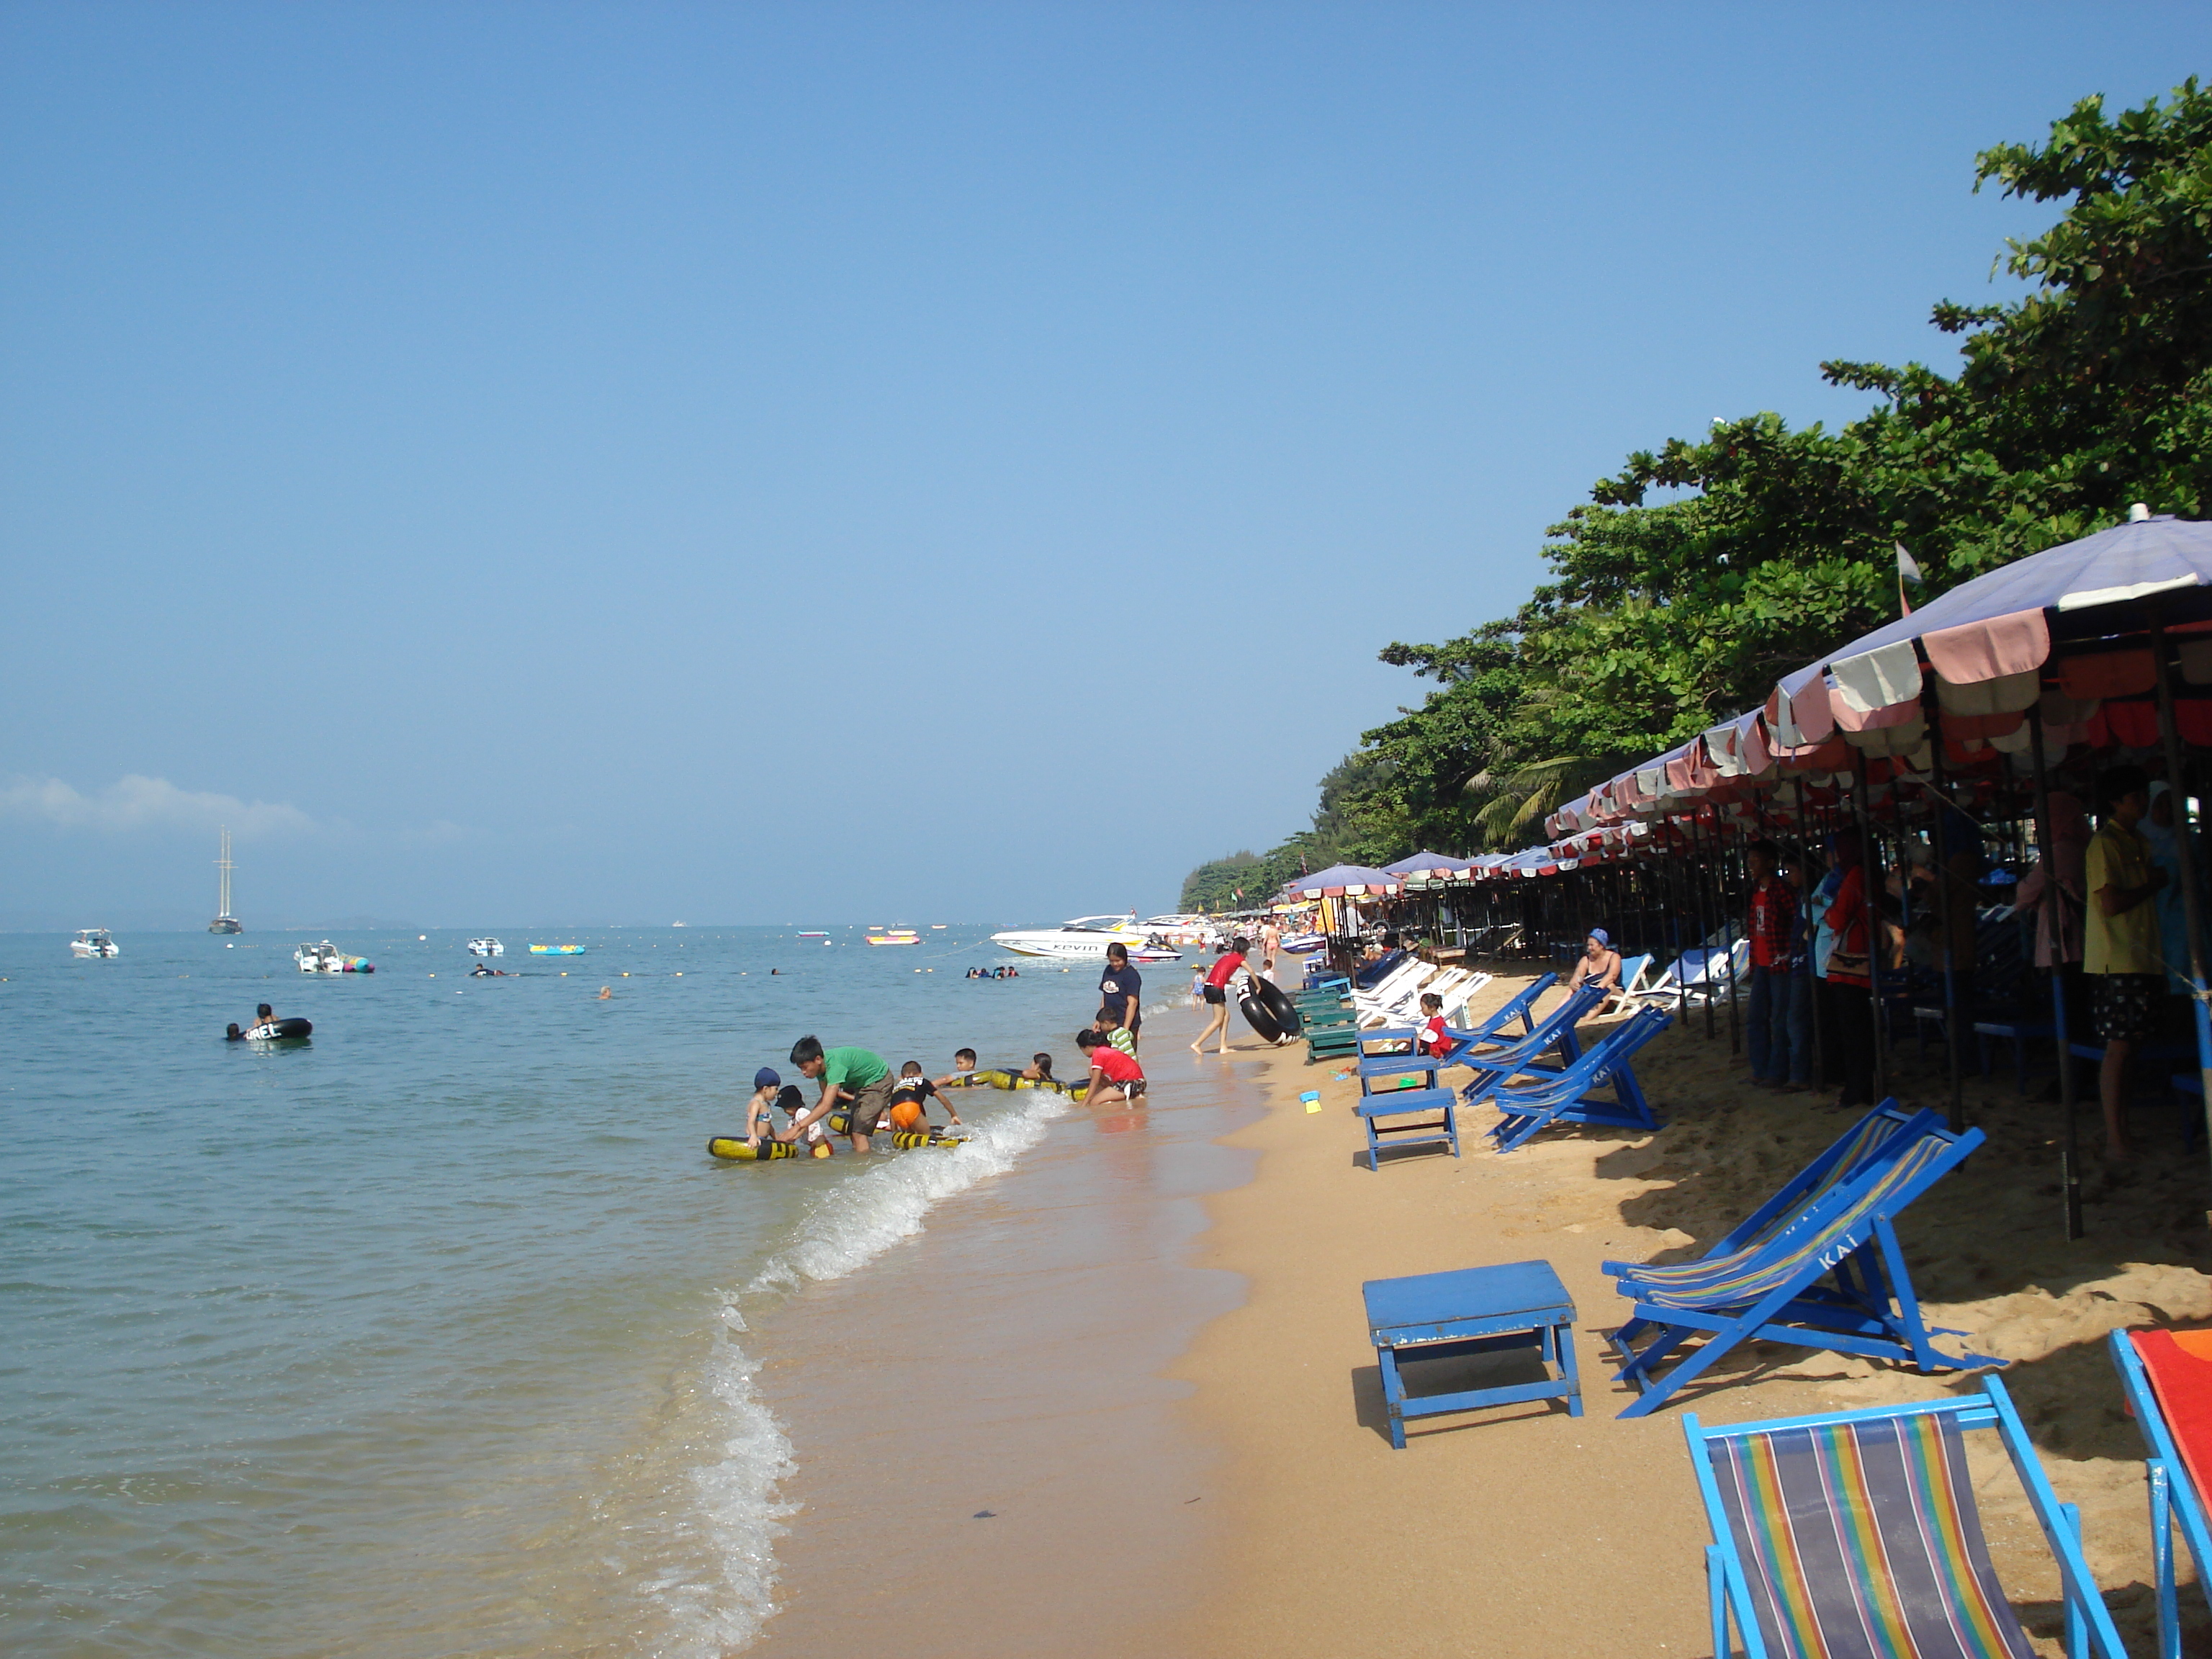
<box><xmin>1354</xmin><ymin>1087</ymin><xmax>1460</xmax><ymax>1167</ymax></box>
<box><xmin>1362</xmin><ymin>1260</ymin><xmax>1581</xmax><ymax>1448</ymax></box>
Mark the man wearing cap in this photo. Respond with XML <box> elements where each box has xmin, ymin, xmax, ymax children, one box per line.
<box><xmin>745</xmin><ymin>1066</ymin><xmax>832</xmax><ymax>1156</ymax></box>
<box><xmin>1563</xmin><ymin>928</ymin><xmax>1624</xmax><ymax>1012</ymax></box>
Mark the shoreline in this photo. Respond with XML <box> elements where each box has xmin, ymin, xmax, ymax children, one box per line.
<box><xmin>747</xmin><ymin>997</ymin><xmax>1273</xmax><ymax>1657</ymax></box>
<box><xmin>1166</xmin><ymin>968</ymin><xmax>2212</xmax><ymax>1657</ymax></box>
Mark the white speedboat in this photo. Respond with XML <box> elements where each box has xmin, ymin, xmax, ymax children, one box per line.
<box><xmin>70</xmin><ymin>928</ymin><xmax>120</xmax><ymax>958</ymax></box>
<box><xmin>468</xmin><ymin>937</ymin><xmax>504</xmax><ymax>956</ymax></box>
<box><xmin>989</xmin><ymin>915</ymin><xmax>1182</xmax><ymax>962</ymax></box>
<box><xmin>297</xmin><ymin>940</ymin><xmax>375</xmax><ymax>974</ymax></box>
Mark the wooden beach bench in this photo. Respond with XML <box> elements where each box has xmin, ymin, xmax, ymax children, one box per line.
<box><xmin>1362</xmin><ymin>1261</ymin><xmax>1581</xmax><ymax>1449</ymax></box>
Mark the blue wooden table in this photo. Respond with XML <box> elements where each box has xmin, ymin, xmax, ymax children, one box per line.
<box><xmin>1362</xmin><ymin>1260</ymin><xmax>1581</xmax><ymax>1448</ymax></box>
<box><xmin>1354</xmin><ymin>1087</ymin><xmax>1460</xmax><ymax>1166</ymax></box>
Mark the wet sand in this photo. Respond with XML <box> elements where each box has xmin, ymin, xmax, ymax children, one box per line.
<box><xmin>752</xmin><ymin>1001</ymin><xmax>1265</xmax><ymax>1657</ymax></box>
<box><xmin>1169</xmin><ymin>969</ymin><xmax>2212</xmax><ymax>1658</ymax></box>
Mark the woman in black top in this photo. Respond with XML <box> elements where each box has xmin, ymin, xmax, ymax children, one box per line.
<box><xmin>1098</xmin><ymin>943</ymin><xmax>1143</xmax><ymax>1053</ymax></box>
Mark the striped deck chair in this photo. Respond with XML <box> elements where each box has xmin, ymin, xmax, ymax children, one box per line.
<box><xmin>1453</xmin><ymin>981</ymin><xmax>1609</xmax><ymax>1102</ymax></box>
<box><xmin>1606</xmin><ymin>1124</ymin><xmax>1999</xmax><ymax>1419</ymax></box>
<box><xmin>1685</xmin><ymin>1382</ymin><xmax>2128</xmax><ymax>1659</ymax></box>
<box><xmin>1483</xmin><ymin>1004</ymin><xmax>1672</xmax><ymax>1152</ymax></box>
<box><xmin>1354</xmin><ymin>974</ymin><xmax>1559</xmax><ymax>1086</ymax></box>
<box><xmin>2108</xmin><ymin>1326</ymin><xmax>2212</xmax><ymax>1659</ymax></box>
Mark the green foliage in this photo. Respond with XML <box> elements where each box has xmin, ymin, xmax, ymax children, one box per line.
<box><xmin>1210</xmin><ymin>78</ymin><xmax>2212</xmax><ymax>871</ymax></box>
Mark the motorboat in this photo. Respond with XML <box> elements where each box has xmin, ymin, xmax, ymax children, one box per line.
<box><xmin>70</xmin><ymin>928</ymin><xmax>120</xmax><ymax>958</ymax></box>
<box><xmin>297</xmin><ymin>940</ymin><xmax>375</xmax><ymax>974</ymax></box>
<box><xmin>1140</xmin><ymin>914</ymin><xmax>1217</xmax><ymax>947</ymax></box>
<box><xmin>866</xmin><ymin>930</ymin><xmax>921</xmax><ymax>946</ymax></box>
<box><xmin>468</xmin><ymin>938</ymin><xmax>505</xmax><ymax>956</ymax></box>
<box><xmin>989</xmin><ymin>915</ymin><xmax>1182</xmax><ymax>962</ymax></box>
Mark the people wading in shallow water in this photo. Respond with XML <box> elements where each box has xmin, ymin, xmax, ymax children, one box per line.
<box><xmin>781</xmin><ymin>1036</ymin><xmax>893</xmax><ymax>1154</ymax></box>
<box><xmin>1192</xmin><ymin>937</ymin><xmax>1249</xmax><ymax>1056</ymax></box>
<box><xmin>1097</xmin><ymin>943</ymin><xmax>1143</xmax><ymax>1054</ymax></box>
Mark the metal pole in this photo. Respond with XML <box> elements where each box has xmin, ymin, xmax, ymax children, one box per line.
<box><xmin>1693</xmin><ymin>816</ymin><xmax>1718</xmax><ymax>1040</ymax></box>
<box><xmin>1848</xmin><ymin>748</ymin><xmax>1888</xmax><ymax>1102</ymax></box>
<box><xmin>1791</xmin><ymin>773</ymin><xmax>1825</xmax><ymax>1088</ymax></box>
<box><xmin>2151</xmin><ymin>626</ymin><xmax>2212</xmax><ymax>1223</ymax></box>
<box><xmin>2026</xmin><ymin>704</ymin><xmax>2085</xmax><ymax>1241</ymax></box>
<box><xmin>1723</xmin><ymin>814</ymin><xmax>1743</xmax><ymax>1056</ymax></box>
<box><xmin>1928</xmin><ymin>714</ymin><xmax>1968</xmax><ymax>1133</ymax></box>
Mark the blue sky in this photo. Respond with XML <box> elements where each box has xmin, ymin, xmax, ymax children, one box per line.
<box><xmin>3</xmin><ymin>3</ymin><xmax>2204</xmax><ymax>928</ymax></box>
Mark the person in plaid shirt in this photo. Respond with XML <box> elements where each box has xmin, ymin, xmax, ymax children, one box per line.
<box><xmin>1744</xmin><ymin>839</ymin><xmax>1800</xmax><ymax>1090</ymax></box>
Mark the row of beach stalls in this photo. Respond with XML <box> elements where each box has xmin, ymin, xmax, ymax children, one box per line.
<box><xmin>1287</xmin><ymin>512</ymin><xmax>2212</xmax><ymax>1238</ymax></box>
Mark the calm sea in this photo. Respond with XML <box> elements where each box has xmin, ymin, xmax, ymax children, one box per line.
<box><xmin>0</xmin><ymin>925</ymin><xmax>1146</xmax><ymax>1657</ymax></box>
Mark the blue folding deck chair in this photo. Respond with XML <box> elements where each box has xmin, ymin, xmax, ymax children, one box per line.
<box><xmin>2108</xmin><ymin>1326</ymin><xmax>2212</xmax><ymax>1659</ymax></box>
<box><xmin>1354</xmin><ymin>973</ymin><xmax>1558</xmax><ymax>1087</ymax></box>
<box><xmin>1483</xmin><ymin>1004</ymin><xmax>1673</xmax><ymax>1152</ymax></box>
<box><xmin>1675</xmin><ymin>1102</ymin><xmax>1943</xmax><ymax>1262</ymax></box>
<box><xmin>1684</xmin><ymin>1381</ymin><xmax>2128</xmax><ymax>1659</ymax></box>
<box><xmin>1605</xmin><ymin>1120</ymin><xmax>1999</xmax><ymax>1418</ymax></box>
<box><xmin>1452</xmin><ymin>981</ymin><xmax>1609</xmax><ymax>1102</ymax></box>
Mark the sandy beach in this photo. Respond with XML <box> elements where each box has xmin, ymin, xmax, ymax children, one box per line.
<box><xmin>1165</xmin><ymin>968</ymin><xmax>2212</xmax><ymax>1658</ymax></box>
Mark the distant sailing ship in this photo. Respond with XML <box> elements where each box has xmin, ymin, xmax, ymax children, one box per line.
<box><xmin>208</xmin><ymin>827</ymin><xmax>243</xmax><ymax>935</ymax></box>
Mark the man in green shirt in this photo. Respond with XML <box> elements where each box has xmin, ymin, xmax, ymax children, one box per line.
<box><xmin>781</xmin><ymin>1035</ymin><xmax>894</xmax><ymax>1153</ymax></box>
<box><xmin>2085</xmin><ymin>764</ymin><xmax>2167</xmax><ymax>1160</ymax></box>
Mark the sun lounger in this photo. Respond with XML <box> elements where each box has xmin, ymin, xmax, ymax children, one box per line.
<box><xmin>1684</xmin><ymin>1382</ymin><xmax>2128</xmax><ymax>1659</ymax></box>
<box><xmin>1604</xmin><ymin>1118</ymin><xmax>1998</xmax><ymax>1418</ymax></box>
<box><xmin>1481</xmin><ymin>1004</ymin><xmax>1671</xmax><ymax>1152</ymax></box>
<box><xmin>2109</xmin><ymin>1326</ymin><xmax>2212</xmax><ymax>1659</ymax></box>
<box><xmin>1684</xmin><ymin>1102</ymin><xmax>1943</xmax><ymax>1262</ymax></box>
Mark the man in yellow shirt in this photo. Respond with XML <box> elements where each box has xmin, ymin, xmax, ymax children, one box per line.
<box><xmin>2085</xmin><ymin>765</ymin><xmax>2167</xmax><ymax>1159</ymax></box>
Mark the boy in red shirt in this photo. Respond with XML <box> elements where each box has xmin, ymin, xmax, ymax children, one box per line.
<box><xmin>1078</xmin><ymin>1028</ymin><xmax>1147</xmax><ymax>1105</ymax></box>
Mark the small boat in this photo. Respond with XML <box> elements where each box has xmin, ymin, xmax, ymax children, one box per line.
<box><xmin>990</xmin><ymin>915</ymin><xmax>1182</xmax><ymax>962</ymax></box>
<box><xmin>468</xmin><ymin>938</ymin><xmax>505</xmax><ymax>956</ymax></box>
<box><xmin>529</xmin><ymin>943</ymin><xmax>585</xmax><ymax>956</ymax></box>
<box><xmin>70</xmin><ymin>928</ymin><xmax>120</xmax><ymax>958</ymax></box>
<box><xmin>866</xmin><ymin>930</ymin><xmax>921</xmax><ymax>946</ymax></box>
<box><xmin>208</xmin><ymin>827</ymin><xmax>243</xmax><ymax>934</ymax></box>
<box><xmin>297</xmin><ymin>940</ymin><xmax>375</xmax><ymax>974</ymax></box>
<box><xmin>796</xmin><ymin>931</ymin><xmax>829</xmax><ymax>938</ymax></box>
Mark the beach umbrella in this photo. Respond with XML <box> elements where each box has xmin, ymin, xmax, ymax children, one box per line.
<box><xmin>1382</xmin><ymin>850</ymin><xmax>1473</xmax><ymax>878</ymax></box>
<box><xmin>1283</xmin><ymin>863</ymin><xmax>1403</xmax><ymax>899</ymax></box>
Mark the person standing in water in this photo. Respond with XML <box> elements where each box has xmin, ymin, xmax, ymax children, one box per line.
<box><xmin>1097</xmin><ymin>943</ymin><xmax>1143</xmax><ymax>1053</ymax></box>
<box><xmin>781</xmin><ymin>1036</ymin><xmax>894</xmax><ymax>1154</ymax></box>
<box><xmin>1191</xmin><ymin>937</ymin><xmax>1249</xmax><ymax>1056</ymax></box>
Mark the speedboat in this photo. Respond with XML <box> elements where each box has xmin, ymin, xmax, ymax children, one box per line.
<box><xmin>866</xmin><ymin>930</ymin><xmax>920</xmax><ymax>946</ymax></box>
<box><xmin>70</xmin><ymin>928</ymin><xmax>120</xmax><ymax>958</ymax></box>
<box><xmin>297</xmin><ymin>940</ymin><xmax>375</xmax><ymax>974</ymax></box>
<box><xmin>989</xmin><ymin>915</ymin><xmax>1182</xmax><ymax>962</ymax></box>
<box><xmin>1139</xmin><ymin>914</ymin><xmax>1218</xmax><ymax>946</ymax></box>
<box><xmin>468</xmin><ymin>938</ymin><xmax>504</xmax><ymax>956</ymax></box>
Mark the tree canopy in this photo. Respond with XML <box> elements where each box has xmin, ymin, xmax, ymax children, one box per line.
<box><xmin>1182</xmin><ymin>77</ymin><xmax>2212</xmax><ymax>899</ymax></box>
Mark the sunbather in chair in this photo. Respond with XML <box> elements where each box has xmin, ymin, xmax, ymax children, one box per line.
<box><xmin>1482</xmin><ymin>1003</ymin><xmax>1671</xmax><ymax>1152</ymax></box>
<box><xmin>1685</xmin><ymin>1381</ymin><xmax>2127</xmax><ymax>1659</ymax></box>
<box><xmin>2109</xmin><ymin>1326</ymin><xmax>2212</xmax><ymax>1659</ymax></box>
<box><xmin>1606</xmin><ymin>1119</ymin><xmax>1999</xmax><ymax>1418</ymax></box>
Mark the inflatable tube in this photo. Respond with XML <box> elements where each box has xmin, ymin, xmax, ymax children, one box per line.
<box><xmin>887</xmin><ymin>1131</ymin><xmax>969</xmax><ymax>1150</ymax></box>
<box><xmin>1251</xmin><ymin>976</ymin><xmax>1301</xmax><ymax>1040</ymax></box>
<box><xmin>708</xmin><ymin>1137</ymin><xmax>832</xmax><ymax>1161</ymax></box>
<box><xmin>243</xmin><ymin>1018</ymin><xmax>313</xmax><ymax>1040</ymax></box>
<box><xmin>1238</xmin><ymin>985</ymin><xmax>1285</xmax><ymax>1043</ymax></box>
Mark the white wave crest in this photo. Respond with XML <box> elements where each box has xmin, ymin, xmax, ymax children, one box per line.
<box><xmin>747</xmin><ymin>1087</ymin><xmax>1071</xmax><ymax>1292</ymax></box>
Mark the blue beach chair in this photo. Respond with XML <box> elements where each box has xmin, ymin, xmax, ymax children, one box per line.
<box><xmin>1354</xmin><ymin>974</ymin><xmax>1558</xmax><ymax>1088</ymax></box>
<box><xmin>2108</xmin><ymin>1326</ymin><xmax>2212</xmax><ymax>1659</ymax></box>
<box><xmin>1480</xmin><ymin>1004</ymin><xmax>1672</xmax><ymax>1152</ymax></box>
<box><xmin>1684</xmin><ymin>1382</ymin><xmax>2128</xmax><ymax>1659</ymax></box>
<box><xmin>1682</xmin><ymin>1102</ymin><xmax>1943</xmax><ymax>1262</ymax></box>
<box><xmin>1604</xmin><ymin>1120</ymin><xmax>1999</xmax><ymax>1418</ymax></box>
<box><xmin>1452</xmin><ymin>981</ymin><xmax>1609</xmax><ymax>1102</ymax></box>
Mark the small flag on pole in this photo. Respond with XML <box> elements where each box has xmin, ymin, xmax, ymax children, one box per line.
<box><xmin>1895</xmin><ymin>541</ymin><xmax>1923</xmax><ymax>616</ymax></box>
